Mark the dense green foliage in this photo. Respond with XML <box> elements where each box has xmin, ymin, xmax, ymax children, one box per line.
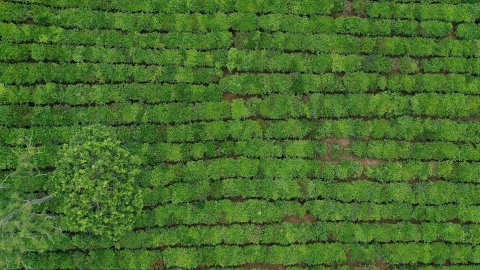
<box><xmin>1</xmin><ymin>0</ymin><xmax>480</xmax><ymax>269</ymax></box>
<box><xmin>49</xmin><ymin>125</ymin><xmax>143</xmax><ymax>240</ymax></box>
<box><xmin>0</xmin><ymin>144</ymin><xmax>61</xmax><ymax>269</ymax></box>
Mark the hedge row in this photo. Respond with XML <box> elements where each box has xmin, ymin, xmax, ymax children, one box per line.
<box><xmin>1</xmin><ymin>117</ymin><xmax>480</xmax><ymax>148</ymax></box>
<box><xmin>348</xmin><ymin>140</ymin><xmax>480</xmax><ymax>161</ymax></box>
<box><xmin>140</xmin><ymin>242</ymin><xmax>480</xmax><ymax>267</ymax></box>
<box><xmin>0</xmin><ymin>42</ymin><xmax>228</xmax><ymax>67</ymax></box>
<box><xmin>227</xmin><ymin>50</ymin><xmax>393</xmax><ymax>73</ymax></box>
<box><xmin>3</xmin><ymin>93</ymin><xmax>479</xmax><ymax>127</ymax></box>
<box><xmin>24</xmin><ymin>250</ymin><xmax>162</xmax><ymax>270</ymax></box>
<box><xmin>366</xmin><ymin>2</ymin><xmax>478</xmax><ymax>22</ymax></box>
<box><xmin>0</xmin><ymin>139</ymin><xmax>327</xmax><ymax>170</ymax></box>
<box><xmin>153</xmin><ymin>160</ymin><xmax>480</xmax><ymax>184</ymax></box>
<box><xmin>234</xmin><ymin>31</ymin><xmax>478</xmax><ymax>57</ymax></box>
<box><xmin>220</xmin><ymin>73</ymin><xmax>480</xmax><ymax>95</ymax></box>
<box><xmin>0</xmin><ymin>2</ymin><xmax>458</xmax><ymax>38</ymax></box>
<box><xmin>132</xmin><ymin>199</ymin><xmax>480</xmax><ymax>229</ymax></box>
<box><xmin>235</xmin><ymin>93</ymin><xmax>480</xmax><ymax>118</ymax></box>
<box><xmin>364</xmin><ymin>161</ymin><xmax>480</xmax><ymax>183</ymax></box>
<box><xmin>43</xmin><ymin>221</ymin><xmax>480</xmax><ymax>252</ymax></box>
<box><xmin>2</xmin><ymin>23</ymin><xmax>478</xmax><ymax>56</ymax></box>
<box><xmin>0</xmin><ymin>63</ymin><xmax>218</xmax><ymax>85</ymax></box>
<box><xmin>0</xmin><ymin>23</ymin><xmax>233</xmax><ymax>49</ymax></box>
<box><xmin>8</xmin><ymin>0</ymin><xmax>344</xmax><ymax>14</ymax></box>
<box><xmin>0</xmin><ymin>83</ymin><xmax>222</xmax><ymax>105</ymax></box>
<box><xmin>139</xmin><ymin>178</ymin><xmax>480</xmax><ymax>206</ymax></box>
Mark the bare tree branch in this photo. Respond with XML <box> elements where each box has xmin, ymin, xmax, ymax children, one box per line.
<box><xmin>27</xmin><ymin>195</ymin><xmax>54</xmax><ymax>205</ymax></box>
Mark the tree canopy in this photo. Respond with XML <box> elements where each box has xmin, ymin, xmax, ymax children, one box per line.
<box><xmin>48</xmin><ymin>125</ymin><xmax>143</xmax><ymax>240</ymax></box>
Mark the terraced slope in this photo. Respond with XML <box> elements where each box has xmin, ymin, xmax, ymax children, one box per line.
<box><xmin>2</xmin><ymin>0</ymin><xmax>480</xmax><ymax>269</ymax></box>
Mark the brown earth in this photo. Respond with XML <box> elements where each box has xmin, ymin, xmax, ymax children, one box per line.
<box><xmin>282</xmin><ymin>212</ymin><xmax>317</xmax><ymax>223</ymax></box>
<box><xmin>375</xmin><ymin>261</ymin><xmax>390</xmax><ymax>270</ymax></box>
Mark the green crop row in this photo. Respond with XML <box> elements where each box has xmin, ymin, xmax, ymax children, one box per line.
<box><xmin>2</xmin><ymin>22</ymin><xmax>478</xmax><ymax>56</ymax></box>
<box><xmin>221</xmin><ymin>72</ymin><xmax>480</xmax><ymax>95</ymax></box>
<box><xmin>140</xmin><ymin>178</ymin><xmax>480</xmax><ymax>206</ymax></box>
<box><xmin>235</xmin><ymin>31</ymin><xmax>478</xmax><ymax>57</ymax></box>
<box><xmin>364</xmin><ymin>161</ymin><xmax>480</xmax><ymax>183</ymax></box>
<box><xmin>235</xmin><ymin>93</ymin><xmax>480</xmax><ymax>119</ymax></box>
<box><xmin>42</xmin><ymin>221</ymin><xmax>480</xmax><ymax>252</ymax></box>
<box><xmin>1</xmin><ymin>118</ymin><xmax>478</xmax><ymax>153</ymax></box>
<box><xmin>58</xmin><ymin>243</ymin><xmax>480</xmax><ymax>269</ymax></box>
<box><xmin>2</xmin><ymin>93</ymin><xmax>479</xmax><ymax>127</ymax></box>
<box><xmin>132</xmin><ymin>199</ymin><xmax>480</xmax><ymax>229</ymax></box>
<box><xmin>0</xmin><ymin>23</ymin><xmax>232</xmax><ymax>49</ymax></box>
<box><xmin>1</xmin><ymin>117</ymin><xmax>479</xmax><ymax>147</ymax></box>
<box><xmin>228</xmin><ymin>50</ymin><xmax>480</xmax><ymax>75</ymax></box>
<box><xmin>0</xmin><ymin>101</ymin><xmax>230</xmax><ymax>127</ymax></box>
<box><xmin>25</xmin><ymin>241</ymin><xmax>480</xmax><ymax>269</ymax></box>
<box><xmin>0</xmin><ymin>139</ymin><xmax>327</xmax><ymax>170</ymax></box>
<box><xmin>0</xmin><ymin>2</ymin><xmax>458</xmax><ymax>38</ymax></box>
<box><xmin>348</xmin><ymin>140</ymin><xmax>480</xmax><ymax>161</ymax></box>
<box><xmin>0</xmin><ymin>63</ymin><xmax>218</xmax><ymax>85</ymax></box>
<box><xmin>456</xmin><ymin>23</ymin><xmax>480</xmax><ymax>40</ymax></box>
<box><xmin>227</xmin><ymin>50</ymin><xmax>393</xmax><ymax>73</ymax></box>
<box><xmin>7</xmin><ymin>0</ymin><xmax>344</xmax><ymax>14</ymax></box>
<box><xmin>0</xmin><ymin>83</ymin><xmax>222</xmax><ymax>105</ymax></box>
<box><xmin>366</xmin><ymin>2</ymin><xmax>478</xmax><ymax>22</ymax></box>
<box><xmin>0</xmin><ymin>42</ymin><xmax>228</xmax><ymax>67</ymax></box>
<box><xmin>24</xmin><ymin>249</ymin><xmax>162</xmax><ymax>270</ymax></box>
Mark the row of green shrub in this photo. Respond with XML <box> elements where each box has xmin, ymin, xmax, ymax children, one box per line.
<box><xmin>306</xmin><ymin>200</ymin><xmax>480</xmax><ymax>223</ymax></box>
<box><xmin>366</xmin><ymin>2</ymin><xmax>477</xmax><ymax>22</ymax></box>
<box><xmin>221</xmin><ymin>72</ymin><xmax>480</xmax><ymax>94</ymax></box>
<box><xmin>235</xmin><ymin>31</ymin><xmax>478</xmax><ymax>57</ymax></box>
<box><xmin>365</xmin><ymin>160</ymin><xmax>480</xmax><ymax>182</ymax></box>
<box><xmin>0</xmin><ymin>83</ymin><xmax>222</xmax><ymax>105</ymax></box>
<box><xmin>161</xmin><ymin>243</ymin><xmax>480</xmax><ymax>268</ymax></box>
<box><xmin>2</xmin><ymin>22</ymin><xmax>478</xmax><ymax>56</ymax></box>
<box><xmin>133</xmin><ymin>198</ymin><xmax>480</xmax><ymax>229</ymax></box>
<box><xmin>26</xmin><ymin>242</ymin><xmax>480</xmax><ymax>269</ymax></box>
<box><xmin>227</xmin><ymin>50</ymin><xmax>394</xmax><ymax>73</ymax></box>
<box><xmin>0</xmin><ymin>139</ymin><xmax>327</xmax><ymax>170</ymax></box>
<box><xmin>228</xmin><ymin>50</ymin><xmax>480</xmax><ymax>74</ymax></box>
<box><xmin>0</xmin><ymin>2</ymin><xmax>459</xmax><ymax>38</ymax></box>
<box><xmin>165</xmin><ymin>159</ymin><xmax>480</xmax><ymax>184</ymax></box>
<box><xmin>140</xmin><ymin>178</ymin><xmax>480</xmax><ymax>206</ymax></box>
<box><xmin>2</xmin><ymin>93</ymin><xmax>479</xmax><ymax>127</ymax></box>
<box><xmin>43</xmin><ymin>221</ymin><xmax>480</xmax><ymax>252</ymax></box>
<box><xmin>1</xmin><ymin>117</ymin><xmax>479</xmax><ymax>147</ymax></box>
<box><xmin>0</xmin><ymin>63</ymin><xmax>218</xmax><ymax>84</ymax></box>
<box><xmin>234</xmin><ymin>93</ymin><xmax>480</xmax><ymax>118</ymax></box>
<box><xmin>0</xmin><ymin>23</ymin><xmax>232</xmax><ymax>49</ymax></box>
<box><xmin>349</xmin><ymin>140</ymin><xmax>480</xmax><ymax>161</ymax></box>
<box><xmin>24</xmin><ymin>249</ymin><xmax>162</xmax><ymax>270</ymax></box>
<box><xmin>1</xmin><ymin>118</ymin><xmax>478</xmax><ymax>151</ymax></box>
<box><xmin>8</xmin><ymin>43</ymin><xmax>480</xmax><ymax>75</ymax></box>
<box><xmin>11</xmin><ymin>0</ymin><xmax>344</xmax><ymax>14</ymax></box>
<box><xmin>0</xmin><ymin>42</ymin><xmax>228</xmax><ymax>67</ymax></box>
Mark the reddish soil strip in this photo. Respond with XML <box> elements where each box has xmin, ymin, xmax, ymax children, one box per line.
<box><xmin>222</xmin><ymin>92</ymin><xmax>263</xmax><ymax>102</ymax></box>
<box><xmin>323</xmin><ymin>137</ymin><xmax>351</xmax><ymax>148</ymax></box>
<box><xmin>282</xmin><ymin>212</ymin><xmax>318</xmax><ymax>223</ymax></box>
<box><xmin>375</xmin><ymin>261</ymin><xmax>391</xmax><ymax>270</ymax></box>
<box><xmin>320</xmin><ymin>138</ymin><xmax>385</xmax><ymax>166</ymax></box>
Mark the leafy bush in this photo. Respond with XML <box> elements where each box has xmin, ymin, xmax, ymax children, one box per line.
<box><xmin>49</xmin><ymin>125</ymin><xmax>143</xmax><ymax>240</ymax></box>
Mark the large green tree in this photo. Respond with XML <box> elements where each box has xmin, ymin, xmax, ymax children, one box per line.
<box><xmin>48</xmin><ymin>125</ymin><xmax>143</xmax><ymax>240</ymax></box>
<box><xmin>0</xmin><ymin>142</ymin><xmax>61</xmax><ymax>269</ymax></box>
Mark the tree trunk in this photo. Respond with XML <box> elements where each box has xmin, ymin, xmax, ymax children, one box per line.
<box><xmin>27</xmin><ymin>195</ymin><xmax>54</xmax><ymax>205</ymax></box>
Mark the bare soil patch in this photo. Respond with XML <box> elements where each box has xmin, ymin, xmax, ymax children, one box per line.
<box><xmin>282</xmin><ymin>212</ymin><xmax>317</xmax><ymax>223</ymax></box>
<box><xmin>374</xmin><ymin>261</ymin><xmax>390</xmax><ymax>270</ymax></box>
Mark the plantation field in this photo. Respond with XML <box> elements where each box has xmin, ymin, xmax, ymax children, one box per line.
<box><xmin>2</xmin><ymin>0</ymin><xmax>480</xmax><ymax>269</ymax></box>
